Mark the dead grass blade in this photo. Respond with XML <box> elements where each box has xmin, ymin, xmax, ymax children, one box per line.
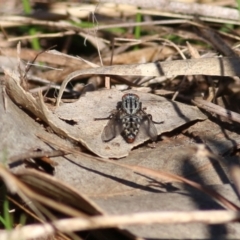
<box><xmin>0</xmin><ymin>166</ymin><xmax>89</xmax><ymax>218</ymax></box>
<box><xmin>33</xmin><ymin>210</ymin><xmax>240</xmax><ymax>228</ymax></box>
<box><xmin>0</xmin><ymin>210</ymin><xmax>239</xmax><ymax>240</ymax></box>
<box><xmin>0</xmin><ymin>166</ymin><xmax>139</xmax><ymax>240</ymax></box>
<box><xmin>107</xmin><ymin>0</ymin><xmax>240</xmax><ymax>24</ymax></box>
<box><xmin>15</xmin><ymin>169</ymin><xmax>104</xmax><ymax>216</ymax></box>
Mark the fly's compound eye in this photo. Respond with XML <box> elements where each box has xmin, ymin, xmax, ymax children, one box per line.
<box><xmin>122</xmin><ymin>93</ymin><xmax>139</xmax><ymax>101</ymax></box>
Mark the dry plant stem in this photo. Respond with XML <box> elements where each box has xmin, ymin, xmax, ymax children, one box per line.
<box><xmin>9</xmin><ymin>30</ymin><xmax>75</xmax><ymax>42</ymax></box>
<box><xmin>46</xmin><ymin>210</ymin><xmax>240</xmax><ymax>228</ymax></box>
<box><xmin>161</xmin><ymin>38</ymin><xmax>186</xmax><ymax>60</ymax></box>
<box><xmin>105</xmin><ymin>39</ymin><xmax>115</xmax><ymax>89</ymax></box>
<box><xmin>105</xmin><ymin>77</ymin><xmax>110</xmax><ymax>89</ymax></box>
<box><xmin>91</xmin><ymin>19</ymin><xmax>188</xmax><ymax>31</ymax></box>
<box><xmin>30</xmin><ymin>85</ymin><xmax>63</xmax><ymax>94</ymax></box>
<box><xmin>0</xmin><ymin>16</ymin><xmax>89</xmax><ymax>33</ymax></box>
<box><xmin>1</xmin><ymin>48</ymin><xmax>80</xmax><ymax>68</ymax></box>
<box><xmin>137</xmin><ymin>10</ymin><xmax>240</xmax><ymax>26</ymax></box>
<box><xmin>7</xmin><ymin>197</ymin><xmax>71</xmax><ymax>240</ymax></box>
<box><xmin>187</xmin><ymin>41</ymin><xmax>201</xmax><ymax>58</ymax></box>
<box><xmin>36</xmin><ymin>133</ymin><xmax>106</xmax><ymax>162</ymax></box>
<box><xmin>1</xmin><ymin>4</ymin><xmax>240</xmax><ymax>31</ymax></box>
<box><xmin>192</xmin><ymin>99</ymin><xmax>240</xmax><ymax>124</ymax></box>
<box><xmin>0</xmin><ymin>210</ymin><xmax>239</xmax><ymax>240</ymax></box>
<box><xmin>196</xmin><ymin>22</ymin><xmax>237</xmax><ymax>57</ymax></box>
<box><xmin>172</xmin><ymin>75</ymin><xmax>187</xmax><ymax>101</ymax></box>
<box><xmin>165</xmin><ymin>38</ymin><xmax>186</xmax><ymax>101</ymax></box>
<box><xmin>8</xmin><ymin>150</ymin><xmax>66</xmax><ymax>164</ymax></box>
<box><xmin>56</xmin><ymin>57</ymin><xmax>240</xmax><ymax>107</ymax></box>
<box><xmin>109</xmin><ymin>0</ymin><xmax>240</xmax><ymax>21</ymax></box>
<box><xmin>8</xmin><ymin>196</ymin><xmax>46</xmax><ymax>224</ymax></box>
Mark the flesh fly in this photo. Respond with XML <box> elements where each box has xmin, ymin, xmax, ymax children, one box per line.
<box><xmin>95</xmin><ymin>93</ymin><xmax>163</xmax><ymax>143</ymax></box>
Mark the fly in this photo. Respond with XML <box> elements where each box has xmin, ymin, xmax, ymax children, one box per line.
<box><xmin>95</xmin><ymin>93</ymin><xmax>164</xmax><ymax>143</ymax></box>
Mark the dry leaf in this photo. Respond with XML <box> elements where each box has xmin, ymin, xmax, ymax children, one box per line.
<box><xmin>55</xmin><ymin>89</ymin><xmax>206</xmax><ymax>158</ymax></box>
<box><xmin>4</xmin><ymin>68</ymin><xmax>206</xmax><ymax>158</ymax></box>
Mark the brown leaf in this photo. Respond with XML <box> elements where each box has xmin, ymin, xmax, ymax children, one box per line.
<box><xmin>4</xmin><ymin>68</ymin><xmax>206</xmax><ymax>158</ymax></box>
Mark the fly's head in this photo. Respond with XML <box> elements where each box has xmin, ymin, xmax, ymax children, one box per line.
<box><xmin>121</xmin><ymin>93</ymin><xmax>141</xmax><ymax>115</ymax></box>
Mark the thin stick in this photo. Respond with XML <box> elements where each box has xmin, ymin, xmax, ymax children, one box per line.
<box><xmin>0</xmin><ymin>210</ymin><xmax>240</xmax><ymax>240</ymax></box>
<box><xmin>192</xmin><ymin>99</ymin><xmax>240</xmax><ymax>124</ymax></box>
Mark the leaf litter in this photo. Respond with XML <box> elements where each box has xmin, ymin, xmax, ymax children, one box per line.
<box><xmin>2</xmin><ymin>1</ymin><xmax>240</xmax><ymax>239</ymax></box>
<box><xmin>4</xmin><ymin>67</ymin><xmax>206</xmax><ymax>158</ymax></box>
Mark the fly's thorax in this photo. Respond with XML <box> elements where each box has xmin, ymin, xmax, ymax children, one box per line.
<box><xmin>121</xmin><ymin>93</ymin><xmax>141</xmax><ymax>115</ymax></box>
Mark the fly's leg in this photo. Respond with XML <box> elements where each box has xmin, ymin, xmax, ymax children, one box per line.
<box><xmin>94</xmin><ymin>107</ymin><xmax>120</xmax><ymax>121</ymax></box>
<box><xmin>94</xmin><ymin>113</ymin><xmax>115</xmax><ymax>121</ymax></box>
<box><xmin>147</xmin><ymin>114</ymin><xmax>164</xmax><ymax>124</ymax></box>
<box><xmin>142</xmin><ymin>107</ymin><xmax>164</xmax><ymax>124</ymax></box>
<box><xmin>116</xmin><ymin>101</ymin><xmax>122</xmax><ymax>110</ymax></box>
<box><xmin>94</xmin><ymin>115</ymin><xmax>113</xmax><ymax>121</ymax></box>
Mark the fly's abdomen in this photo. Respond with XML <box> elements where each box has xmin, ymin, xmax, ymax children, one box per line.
<box><xmin>121</xmin><ymin>116</ymin><xmax>141</xmax><ymax>143</ymax></box>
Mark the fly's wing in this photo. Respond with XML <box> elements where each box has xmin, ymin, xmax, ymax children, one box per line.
<box><xmin>101</xmin><ymin>117</ymin><xmax>122</xmax><ymax>142</ymax></box>
<box><xmin>141</xmin><ymin>115</ymin><xmax>158</xmax><ymax>141</ymax></box>
<box><xmin>146</xmin><ymin>118</ymin><xmax>158</xmax><ymax>141</ymax></box>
